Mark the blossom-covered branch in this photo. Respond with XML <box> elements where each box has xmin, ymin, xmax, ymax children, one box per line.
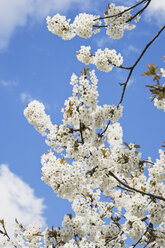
<box><xmin>108</xmin><ymin>170</ymin><xmax>165</xmax><ymax>202</ymax></box>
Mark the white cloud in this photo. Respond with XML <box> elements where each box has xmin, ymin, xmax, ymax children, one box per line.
<box><xmin>0</xmin><ymin>0</ymin><xmax>92</xmax><ymax>50</ymax></box>
<box><xmin>146</xmin><ymin>0</ymin><xmax>165</xmax><ymax>25</ymax></box>
<box><xmin>0</xmin><ymin>79</ymin><xmax>18</xmax><ymax>87</ymax></box>
<box><xmin>94</xmin><ymin>36</ymin><xmax>114</xmax><ymax>48</ymax></box>
<box><xmin>20</xmin><ymin>92</ymin><xmax>51</xmax><ymax>111</ymax></box>
<box><xmin>20</xmin><ymin>92</ymin><xmax>33</xmax><ymax>103</ymax></box>
<box><xmin>123</xmin><ymin>44</ymin><xmax>140</xmax><ymax>57</ymax></box>
<box><xmin>0</xmin><ymin>164</ymin><xmax>46</xmax><ymax>240</ymax></box>
<box><xmin>127</xmin><ymin>78</ymin><xmax>135</xmax><ymax>87</ymax></box>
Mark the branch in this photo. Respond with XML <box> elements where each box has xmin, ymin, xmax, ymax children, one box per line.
<box><xmin>126</xmin><ymin>0</ymin><xmax>151</xmax><ymax>23</ymax></box>
<box><xmin>140</xmin><ymin>160</ymin><xmax>154</xmax><ymax>165</ymax></box>
<box><xmin>97</xmin><ymin>26</ymin><xmax>165</xmax><ymax>137</ymax></box>
<box><xmin>94</xmin><ymin>0</ymin><xmax>148</xmax><ymax>21</ymax></box>
<box><xmin>99</xmin><ymin>120</ymin><xmax>111</xmax><ymax>137</ymax></box>
<box><xmin>108</xmin><ymin>170</ymin><xmax>165</xmax><ymax>202</ymax></box>
<box><xmin>131</xmin><ymin>222</ymin><xmax>154</xmax><ymax>248</ymax></box>
<box><xmin>79</xmin><ymin>122</ymin><xmax>84</xmax><ymax>144</ymax></box>
<box><xmin>117</xmin><ymin>25</ymin><xmax>165</xmax><ymax>107</ymax></box>
<box><xmin>118</xmin><ymin>65</ymin><xmax>132</xmax><ymax>70</ymax></box>
<box><xmin>93</xmin><ymin>24</ymin><xmax>107</xmax><ymax>28</ymax></box>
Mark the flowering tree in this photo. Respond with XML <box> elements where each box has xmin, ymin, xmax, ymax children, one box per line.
<box><xmin>1</xmin><ymin>0</ymin><xmax>165</xmax><ymax>247</ymax></box>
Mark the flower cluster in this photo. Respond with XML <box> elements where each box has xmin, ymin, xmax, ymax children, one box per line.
<box><xmin>77</xmin><ymin>46</ymin><xmax>123</xmax><ymax>72</ymax></box>
<box><xmin>47</xmin><ymin>3</ymin><xmax>139</xmax><ymax>41</ymax></box>
<box><xmin>0</xmin><ymin>222</ymin><xmax>42</xmax><ymax>248</ymax></box>
<box><xmin>160</xmin><ymin>68</ymin><xmax>165</xmax><ymax>77</ymax></box>
<box><xmin>103</xmin><ymin>3</ymin><xmax>137</xmax><ymax>39</ymax></box>
<box><xmin>24</xmin><ymin>100</ymin><xmax>53</xmax><ymax>136</ymax></box>
<box><xmin>47</xmin><ymin>13</ymin><xmax>101</xmax><ymax>40</ymax></box>
<box><xmin>154</xmin><ymin>97</ymin><xmax>165</xmax><ymax>112</ymax></box>
<box><xmin>154</xmin><ymin>66</ymin><xmax>165</xmax><ymax>111</ymax></box>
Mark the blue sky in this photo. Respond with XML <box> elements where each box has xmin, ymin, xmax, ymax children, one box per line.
<box><xmin>0</xmin><ymin>0</ymin><xmax>165</xmax><ymax>238</ymax></box>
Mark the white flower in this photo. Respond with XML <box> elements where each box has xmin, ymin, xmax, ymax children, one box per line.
<box><xmin>154</xmin><ymin>98</ymin><xmax>165</xmax><ymax>112</ymax></box>
<box><xmin>77</xmin><ymin>46</ymin><xmax>123</xmax><ymax>72</ymax></box>
<box><xmin>104</xmin><ymin>4</ymin><xmax>136</xmax><ymax>39</ymax></box>
<box><xmin>160</xmin><ymin>68</ymin><xmax>165</xmax><ymax>77</ymax></box>
<box><xmin>73</xmin><ymin>13</ymin><xmax>101</xmax><ymax>39</ymax></box>
<box><xmin>46</xmin><ymin>14</ymin><xmax>75</xmax><ymax>40</ymax></box>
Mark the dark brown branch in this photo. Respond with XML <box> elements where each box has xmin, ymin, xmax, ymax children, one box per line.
<box><xmin>117</xmin><ymin>184</ymin><xmax>135</xmax><ymax>194</ymax></box>
<box><xmin>79</xmin><ymin>122</ymin><xmax>84</xmax><ymax>144</ymax></box>
<box><xmin>93</xmin><ymin>1</ymin><xmax>151</xmax><ymax>30</ymax></box>
<box><xmin>93</xmin><ymin>24</ymin><xmax>107</xmax><ymax>28</ymax></box>
<box><xmin>94</xmin><ymin>0</ymin><xmax>148</xmax><ymax>21</ymax></box>
<box><xmin>99</xmin><ymin>120</ymin><xmax>111</xmax><ymax>137</ymax></box>
<box><xmin>117</xmin><ymin>25</ymin><xmax>165</xmax><ymax>107</ymax></box>
<box><xmin>126</xmin><ymin>0</ymin><xmax>151</xmax><ymax>23</ymax></box>
<box><xmin>118</xmin><ymin>65</ymin><xmax>132</xmax><ymax>70</ymax></box>
<box><xmin>108</xmin><ymin>170</ymin><xmax>165</xmax><ymax>202</ymax></box>
<box><xmin>86</xmin><ymin>166</ymin><xmax>98</xmax><ymax>176</ymax></box>
<box><xmin>143</xmin><ymin>238</ymin><xmax>152</xmax><ymax>248</ymax></box>
<box><xmin>86</xmin><ymin>166</ymin><xmax>165</xmax><ymax>201</ymax></box>
<box><xmin>140</xmin><ymin>160</ymin><xmax>154</xmax><ymax>165</ymax></box>
<box><xmin>98</xmin><ymin>26</ymin><xmax>165</xmax><ymax>137</ymax></box>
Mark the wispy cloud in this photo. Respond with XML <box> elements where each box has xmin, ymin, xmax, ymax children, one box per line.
<box><xmin>20</xmin><ymin>92</ymin><xmax>34</xmax><ymax>103</ymax></box>
<box><xmin>20</xmin><ymin>92</ymin><xmax>51</xmax><ymax>111</ymax></box>
<box><xmin>0</xmin><ymin>164</ymin><xmax>46</xmax><ymax>239</ymax></box>
<box><xmin>123</xmin><ymin>45</ymin><xmax>140</xmax><ymax>57</ymax></box>
<box><xmin>94</xmin><ymin>36</ymin><xmax>113</xmax><ymax>48</ymax></box>
<box><xmin>146</xmin><ymin>0</ymin><xmax>165</xmax><ymax>25</ymax></box>
<box><xmin>0</xmin><ymin>79</ymin><xmax>18</xmax><ymax>88</ymax></box>
<box><xmin>127</xmin><ymin>78</ymin><xmax>135</xmax><ymax>87</ymax></box>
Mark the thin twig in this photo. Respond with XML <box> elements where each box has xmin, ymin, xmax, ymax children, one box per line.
<box><xmin>94</xmin><ymin>0</ymin><xmax>148</xmax><ymax>21</ymax></box>
<box><xmin>108</xmin><ymin>170</ymin><xmax>165</xmax><ymax>202</ymax></box>
<box><xmin>98</xmin><ymin>26</ymin><xmax>165</xmax><ymax>137</ymax></box>
<box><xmin>79</xmin><ymin>122</ymin><xmax>84</xmax><ymax>144</ymax></box>
<box><xmin>126</xmin><ymin>0</ymin><xmax>151</xmax><ymax>23</ymax></box>
<box><xmin>93</xmin><ymin>24</ymin><xmax>107</xmax><ymax>28</ymax></box>
<box><xmin>118</xmin><ymin>65</ymin><xmax>132</xmax><ymax>70</ymax></box>
<box><xmin>117</xmin><ymin>184</ymin><xmax>135</xmax><ymax>193</ymax></box>
<box><xmin>140</xmin><ymin>160</ymin><xmax>154</xmax><ymax>165</ymax></box>
<box><xmin>100</xmin><ymin>120</ymin><xmax>110</xmax><ymax>137</ymax></box>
